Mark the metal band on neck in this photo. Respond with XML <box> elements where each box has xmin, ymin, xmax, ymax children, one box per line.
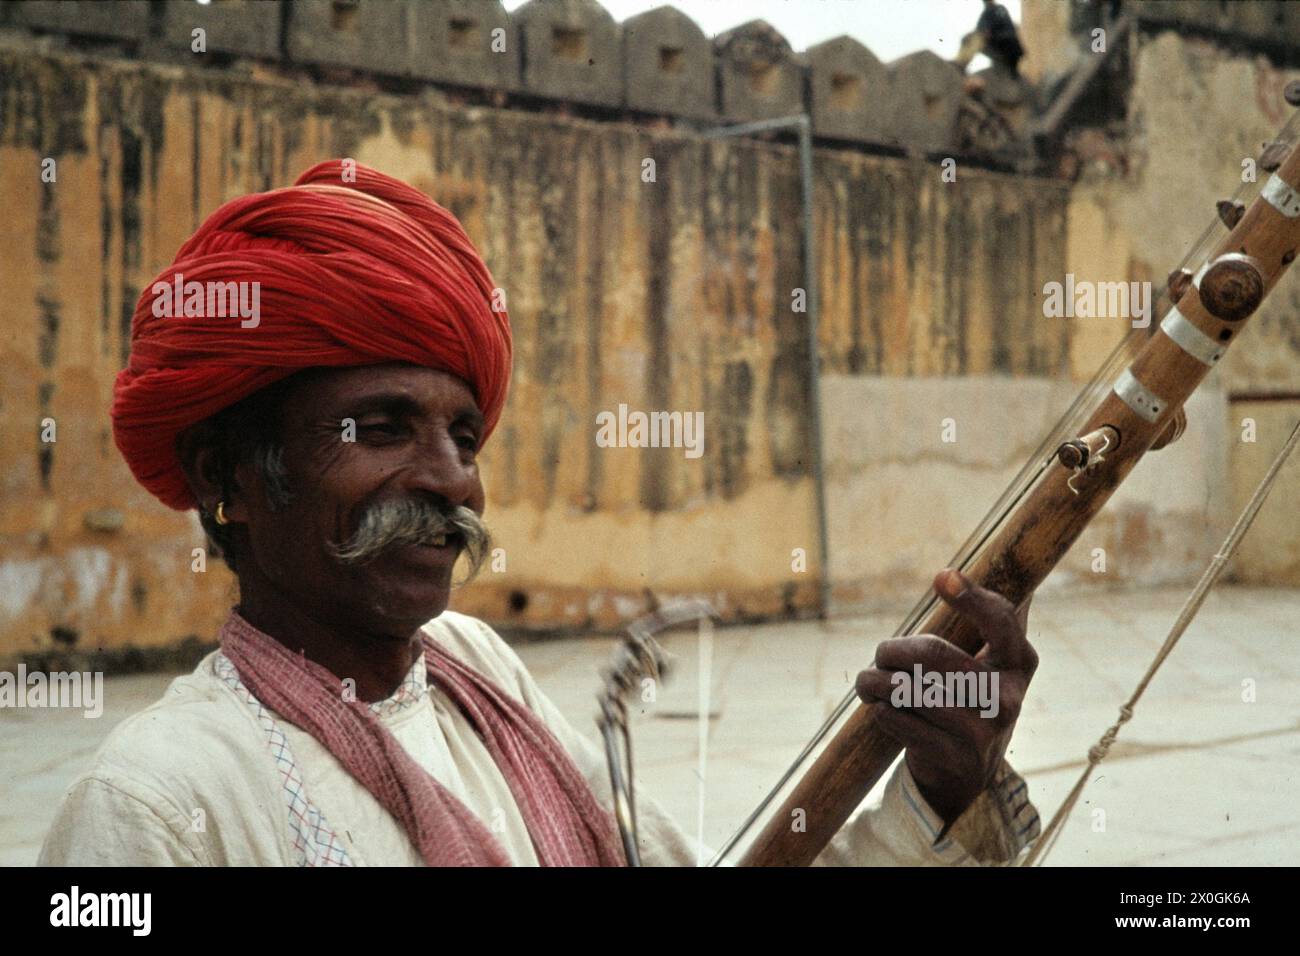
<box><xmin>1113</xmin><ymin>368</ymin><xmax>1166</xmax><ymax>423</ymax></box>
<box><xmin>1160</xmin><ymin>306</ymin><xmax>1226</xmax><ymax>366</ymax></box>
<box><xmin>1262</xmin><ymin>173</ymin><xmax>1300</xmax><ymax>218</ymax></box>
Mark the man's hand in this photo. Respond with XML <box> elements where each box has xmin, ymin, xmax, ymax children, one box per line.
<box><xmin>854</xmin><ymin>568</ymin><xmax>1037</xmax><ymax>825</ymax></box>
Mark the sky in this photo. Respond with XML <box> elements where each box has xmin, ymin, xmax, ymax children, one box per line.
<box><xmin>500</xmin><ymin>0</ymin><xmax>1022</xmax><ymax>64</ymax></box>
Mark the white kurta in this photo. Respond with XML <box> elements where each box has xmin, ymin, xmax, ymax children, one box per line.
<box><xmin>38</xmin><ymin>610</ymin><xmax>1038</xmax><ymax>867</ymax></box>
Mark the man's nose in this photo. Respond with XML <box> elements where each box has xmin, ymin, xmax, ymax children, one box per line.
<box><xmin>402</xmin><ymin>431</ymin><xmax>481</xmax><ymax>508</ymax></box>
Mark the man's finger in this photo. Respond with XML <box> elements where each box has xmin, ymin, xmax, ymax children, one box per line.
<box><xmin>873</xmin><ymin>634</ymin><xmax>979</xmax><ymax>674</ymax></box>
<box><xmin>855</xmin><ymin>667</ymin><xmax>898</xmax><ymax>704</ymax></box>
<box><xmin>858</xmin><ymin>667</ymin><xmax>998</xmax><ymax>735</ymax></box>
<box><xmin>869</xmin><ymin>701</ymin><xmax>964</xmax><ymax>753</ymax></box>
<box><xmin>934</xmin><ymin>569</ymin><xmax>1034</xmax><ymax>673</ymax></box>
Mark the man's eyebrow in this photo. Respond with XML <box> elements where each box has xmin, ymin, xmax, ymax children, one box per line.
<box><xmin>453</xmin><ymin>407</ymin><xmax>486</xmax><ymax>433</ymax></box>
<box><xmin>338</xmin><ymin>394</ymin><xmax>425</xmax><ymax>418</ymax></box>
<box><xmin>333</xmin><ymin>394</ymin><xmax>484</xmax><ymax>432</ymax></box>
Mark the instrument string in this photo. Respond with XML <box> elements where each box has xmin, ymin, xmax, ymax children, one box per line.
<box><xmin>1021</xmin><ymin>417</ymin><xmax>1300</xmax><ymax>867</ymax></box>
<box><xmin>710</xmin><ymin>120</ymin><xmax>1300</xmax><ymax>865</ymax></box>
<box><xmin>711</xmin><ymin>329</ymin><xmax>1164</xmax><ymax>862</ymax></box>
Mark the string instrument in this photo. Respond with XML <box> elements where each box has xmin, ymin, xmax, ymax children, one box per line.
<box><xmin>711</xmin><ymin>88</ymin><xmax>1300</xmax><ymax>867</ymax></box>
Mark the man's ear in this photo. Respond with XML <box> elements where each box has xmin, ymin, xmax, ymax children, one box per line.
<box><xmin>176</xmin><ymin>429</ymin><xmax>246</xmax><ymax>522</ymax></box>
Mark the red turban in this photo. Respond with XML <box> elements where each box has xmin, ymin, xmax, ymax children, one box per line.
<box><xmin>111</xmin><ymin>160</ymin><xmax>512</xmax><ymax>511</ymax></box>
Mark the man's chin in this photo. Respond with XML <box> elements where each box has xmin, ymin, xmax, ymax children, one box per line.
<box><xmin>330</xmin><ymin>545</ymin><xmax>460</xmax><ymax>632</ymax></box>
<box><xmin>354</xmin><ymin>590</ymin><xmax>451</xmax><ymax>637</ymax></box>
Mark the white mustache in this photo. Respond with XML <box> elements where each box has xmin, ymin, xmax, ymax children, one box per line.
<box><xmin>332</xmin><ymin>498</ymin><xmax>490</xmax><ymax>582</ymax></box>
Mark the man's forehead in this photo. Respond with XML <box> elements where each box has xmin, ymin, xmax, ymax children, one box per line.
<box><xmin>296</xmin><ymin>363</ymin><xmax>475</xmax><ymax>399</ymax></box>
<box><xmin>275</xmin><ymin>364</ymin><xmax>481</xmax><ymax>424</ymax></box>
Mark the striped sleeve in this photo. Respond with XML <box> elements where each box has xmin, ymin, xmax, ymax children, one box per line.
<box><xmin>814</xmin><ymin>759</ymin><xmax>1039</xmax><ymax>867</ymax></box>
<box><xmin>930</xmin><ymin>760</ymin><xmax>1041</xmax><ymax>865</ymax></box>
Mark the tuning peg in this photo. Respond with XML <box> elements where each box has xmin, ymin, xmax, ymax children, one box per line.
<box><xmin>1259</xmin><ymin>141</ymin><xmax>1291</xmax><ymax>172</ymax></box>
<box><xmin>1167</xmin><ymin>267</ymin><xmax>1193</xmax><ymax>303</ymax></box>
<box><xmin>1217</xmin><ymin>199</ymin><xmax>1246</xmax><ymax>229</ymax></box>
<box><xmin>1150</xmin><ymin>407</ymin><xmax>1187</xmax><ymax>452</ymax></box>
<box><xmin>1199</xmin><ymin>253</ymin><xmax>1265</xmax><ymax>323</ymax></box>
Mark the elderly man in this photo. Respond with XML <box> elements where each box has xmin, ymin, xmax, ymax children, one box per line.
<box><xmin>39</xmin><ymin>162</ymin><xmax>1039</xmax><ymax>866</ymax></box>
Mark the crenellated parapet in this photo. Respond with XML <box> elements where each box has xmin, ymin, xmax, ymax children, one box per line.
<box><xmin>805</xmin><ymin>35</ymin><xmax>890</xmax><ymax>143</ymax></box>
<box><xmin>162</xmin><ymin>0</ymin><xmax>280</xmax><ymax>59</ymax></box>
<box><xmin>622</xmin><ymin>4</ymin><xmax>714</xmax><ymax>120</ymax></box>
<box><xmin>711</xmin><ymin>18</ymin><xmax>804</xmax><ymax>122</ymax></box>
<box><xmin>5</xmin><ymin>0</ymin><xmax>151</xmax><ymax>41</ymax></box>
<box><xmin>8</xmin><ymin>0</ymin><xmax>1300</xmax><ymax>157</ymax></box>
<box><xmin>284</xmin><ymin>0</ymin><xmax>421</xmax><ymax>78</ymax></box>
<box><xmin>886</xmin><ymin>50</ymin><xmax>965</xmax><ymax>154</ymax></box>
<box><xmin>513</xmin><ymin>0</ymin><xmax>619</xmax><ymax>105</ymax></box>
<box><xmin>0</xmin><ymin>0</ymin><xmax>1049</xmax><ymax>161</ymax></box>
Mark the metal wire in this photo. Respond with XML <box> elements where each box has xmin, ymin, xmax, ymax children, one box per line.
<box><xmin>1022</xmin><ymin>416</ymin><xmax>1300</xmax><ymax>866</ymax></box>
<box><xmin>707</xmin><ymin>120</ymin><xmax>1300</xmax><ymax>865</ymax></box>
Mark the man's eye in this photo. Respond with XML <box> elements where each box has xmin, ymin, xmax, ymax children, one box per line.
<box><xmin>357</xmin><ymin>421</ymin><xmax>402</xmax><ymax>439</ymax></box>
<box><xmin>454</xmin><ymin>433</ymin><xmax>479</xmax><ymax>453</ymax></box>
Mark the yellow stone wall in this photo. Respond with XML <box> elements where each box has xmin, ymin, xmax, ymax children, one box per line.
<box><xmin>1040</xmin><ymin>18</ymin><xmax>1300</xmax><ymax>591</ymax></box>
<box><xmin>3</xmin><ymin>16</ymin><xmax>1298</xmax><ymax>664</ymax></box>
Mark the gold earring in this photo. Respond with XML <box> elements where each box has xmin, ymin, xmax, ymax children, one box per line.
<box><xmin>214</xmin><ymin>501</ymin><xmax>230</xmax><ymax>526</ymax></box>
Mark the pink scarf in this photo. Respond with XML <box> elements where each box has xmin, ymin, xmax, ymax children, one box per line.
<box><xmin>219</xmin><ymin>612</ymin><xmax>625</xmax><ymax>867</ymax></box>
